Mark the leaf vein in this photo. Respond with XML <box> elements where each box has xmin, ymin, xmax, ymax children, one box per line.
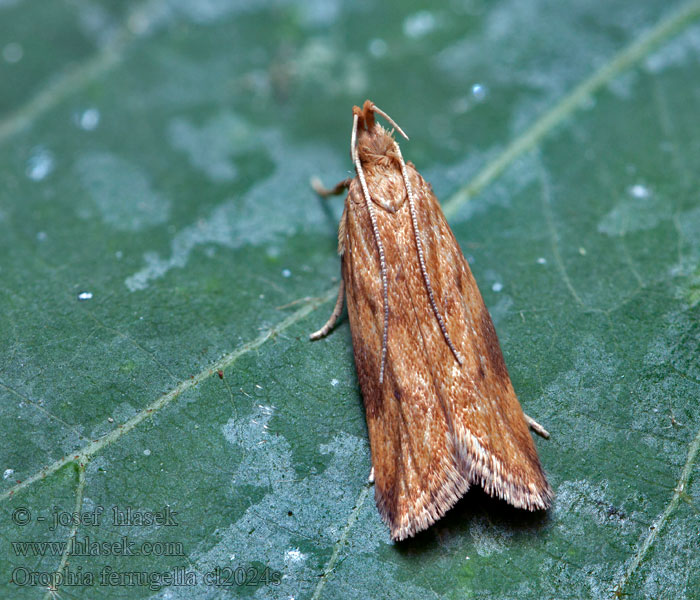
<box><xmin>612</xmin><ymin>422</ymin><xmax>700</xmax><ymax>595</ymax></box>
<box><xmin>0</xmin><ymin>288</ymin><xmax>336</xmax><ymax>502</ymax></box>
<box><xmin>442</xmin><ymin>0</ymin><xmax>700</xmax><ymax>219</ymax></box>
<box><xmin>0</xmin><ymin>0</ymin><xmax>168</xmax><ymax>145</ymax></box>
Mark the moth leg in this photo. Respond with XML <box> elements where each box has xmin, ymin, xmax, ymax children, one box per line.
<box><xmin>524</xmin><ymin>414</ymin><xmax>550</xmax><ymax>439</ymax></box>
<box><xmin>309</xmin><ymin>279</ymin><xmax>345</xmax><ymax>340</ymax></box>
<box><xmin>310</xmin><ymin>176</ymin><xmax>352</xmax><ymax>197</ymax></box>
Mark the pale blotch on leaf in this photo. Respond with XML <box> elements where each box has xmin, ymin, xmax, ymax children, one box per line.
<box><xmin>75</xmin><ymin>152</ymin><xmax>171</xmax><ymax>232</ymax></box>
<box><xmin>197</xmin><ymin>406</ymin><xmax>370</xmax><ymax>596</ymax></box>
<box><xmin>2</xmin><ymin>42</ymin><xmax>23</xmax><ymax>63</ymax></box>
<box><xmin>167</xmin><ymin>112</ymin><xmax>258</xmax><ymax>182</ymax></box>
<box><xmin>598</xmin><ymin>189</ymin><xmax>667</xmax><ymax>237</ymax></box>
<box><xmin>124</xmin><ymin>132</ymin><xmax>341</xmax><ymax>291</ymax></box>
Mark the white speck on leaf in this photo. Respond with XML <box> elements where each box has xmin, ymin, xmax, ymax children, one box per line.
<box><xmin>76</xmin><ymin>108</ymin><xmax>100</xmax><ymax>131</ymax></box>
<box><xmin>26</xmin><ymin>147</ymin><xmax>54</xmax><ymax>181</ymax></box>
<box><xmin>403</xmin><ymin>11</ymin><xmax>436</xmax><ymax>38</ymax></box>
<box><xmin>285</xmin><ymin>548</ymin><xmax>306</xmax><ymax>564</ymax></box>
<box><xmin>471</xmin><ymin>83</ymin><xmax>488</xmax><ymax>101</ymax></box>
<box><xmin>628</xmin><ymin>184</ymin><xmax>651</xmax><ymax>198</ymax></box>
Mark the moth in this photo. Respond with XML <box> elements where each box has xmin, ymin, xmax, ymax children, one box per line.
<box><xmin>311</xmin><ymin>100</ymin><xmax>553</xmax><ymax>541</ymax></box>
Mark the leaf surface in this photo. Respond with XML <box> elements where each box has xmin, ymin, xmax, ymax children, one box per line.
<box><xmin>1</xmin><ymin>1</ymin><xmax>699</xmax><ymax>598</ymax></box>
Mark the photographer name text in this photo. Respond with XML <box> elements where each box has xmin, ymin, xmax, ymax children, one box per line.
<box><xmin>13</xmin><ymin>505</ymin><xmax>177</xmax><ymax>530</ymax></box>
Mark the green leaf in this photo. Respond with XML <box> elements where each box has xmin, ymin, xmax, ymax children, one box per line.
<box><xmin>1</xmin><ymin>1</ymin><xmax>699</xmax><ymax>599</ymax></box>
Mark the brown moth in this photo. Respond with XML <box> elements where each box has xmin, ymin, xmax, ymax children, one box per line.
<box><xmin>311</xmin><ymin>100</ymin><xmax>553</xmax><ymax>541</ymax></box>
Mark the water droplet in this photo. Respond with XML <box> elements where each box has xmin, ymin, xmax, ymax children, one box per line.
<box><xmin>368</xmin><ymin>38</ymin><xmax>387</xmax><ymax>58</ymax></box>
<box><xmin>77</xmin><ymin>107</ymin><xmax>100</xmax><ymax>131</ymax></box>
<box><xmin>78</xmin><ymin>291</ymin><xmax>93</xmax><ymax>301</ymax></box>
<box><xmin>36</xmin><ymin>231</ymin><xmax>47</xmax><ymax>242</ymax></box>
<box><xmin>25</xmin><ymin>147</ymin><xmax>55</xmax><ymax>181</ymax></box>
<box><xmin>537</xmin><ymin>257</ymin><xmax>547</xmax><ymax>264</ymax></box>
<box><xmin>492</xmin><ymin>282</ymin><xmax>503</xmax><ymax>292</ymax></box>
<box><xmin>403</xmin><ymin>11</ymin><xmax>436</xmax><ymax>38</ymax></box>
<box><xmin>282</xmin><ymin>268</ymin><xmax>291</xmax><ymax>278</ymax></box>
<box><xmin>471</xmin><ymin>83</ymin><xmax>488</xmax><ymax>102</ymax></box>
<box><xmin>3</xmin><ymin>468</ymin><xmax>14</xmax><ymax>479</ymax></box>
<box><xmin>2</xmin><ymin>42</ymin><xmax>23</xmax><ymax>63</ymax></box>
<box><xmin>628</xmin><ymin>184</ymin><xmax>650</xmax><ymax>199</ymax></box>
<box><xmin>143</xmin><ymin>449</ymin><xmax>151</xmax><ymax>456</ymax></box>
<box><xmin>331</xmin><ymin>378</ymin><xmax>339</xmax><ymax>387</ymax></box>
<box><xmin>115</xmin><ymin>250</ymin><xmax>123</xmax><ymax>259</ymax></box>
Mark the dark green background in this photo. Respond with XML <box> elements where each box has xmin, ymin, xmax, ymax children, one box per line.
<box><xmin>1</xmin><ymin>1</ymin><xmax>699</xmax><ymax>598</ymax></box>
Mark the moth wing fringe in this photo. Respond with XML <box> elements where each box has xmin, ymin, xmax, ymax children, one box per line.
<box><xmin>453</xmin><ymin>427</ymin><xmax>553</xmax><ymax>511</ymax></box>
<box><xmin>377</xmin><ymin>462</ymin><xmax>470</xmax><ymax>542</ymax></box>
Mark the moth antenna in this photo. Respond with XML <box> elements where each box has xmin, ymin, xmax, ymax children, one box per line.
<box><xmin>351</xmin><ymin>112</ymin><xmax>359</xmax><ymax>160</ymax></box>
<box><xmin>393</xmin><ymin>140</ymin><xmax>464</xmax><ymax>365</ymax></box>
<box><xmin>369</xmin><ymin>103</ymin><xmax>409</xmax><ymax>141</ymax></box>
<box><xmin>352</xmin><ymin>112</ymin><xmax>390</xmax><ymax>384</ymax></box>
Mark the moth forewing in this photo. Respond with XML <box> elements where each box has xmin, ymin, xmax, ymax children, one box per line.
<box><xmin>311</xmin><ymin>100</ymin><xmax>553</xmax><ymax>540</ymax></box>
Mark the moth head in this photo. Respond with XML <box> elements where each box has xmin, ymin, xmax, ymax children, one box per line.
<box><xmin>351</xmin><ymin>100</ymin><xmax>409</xmax><ymax>166</ymax></box>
